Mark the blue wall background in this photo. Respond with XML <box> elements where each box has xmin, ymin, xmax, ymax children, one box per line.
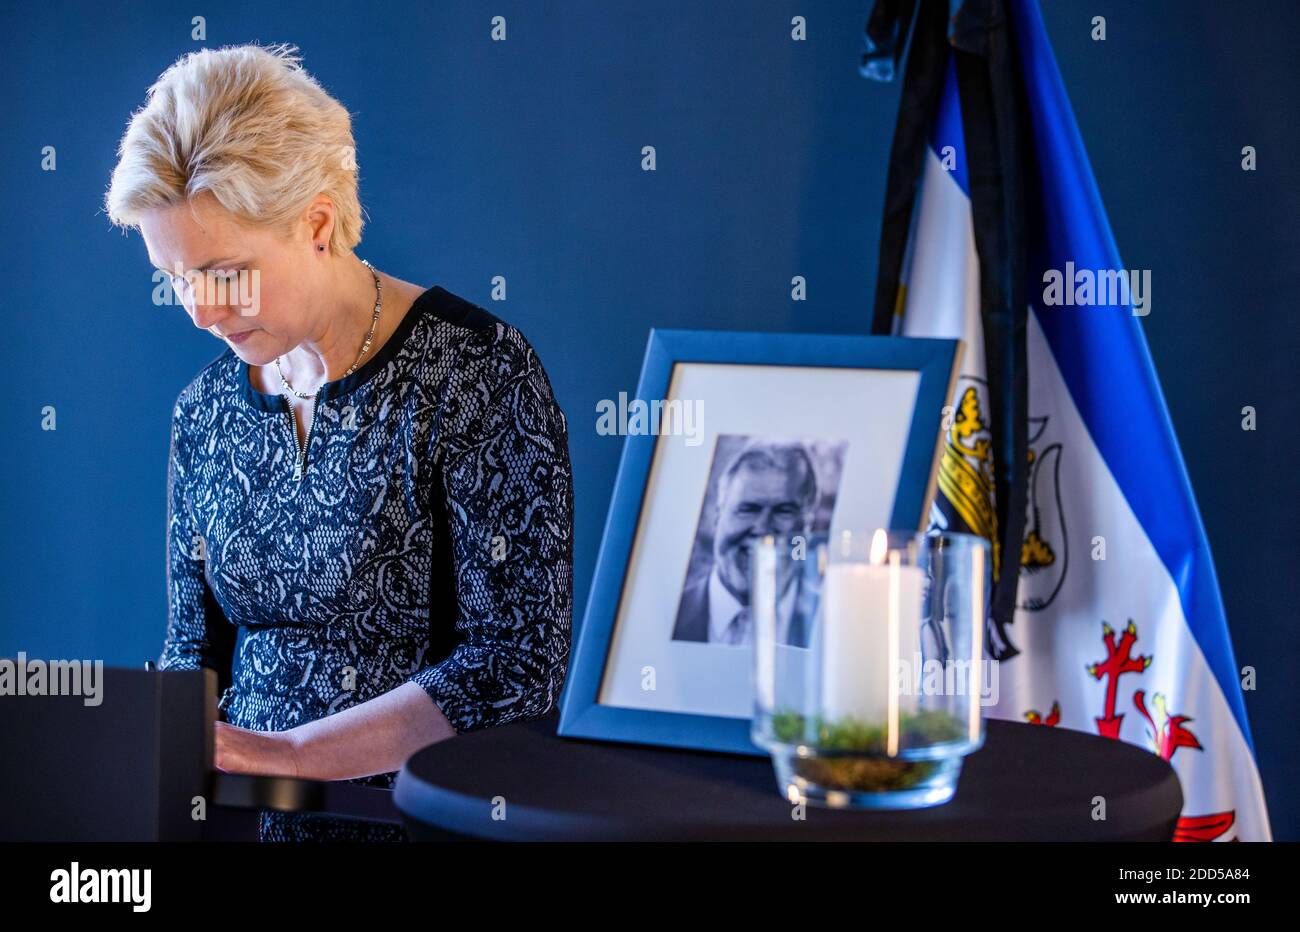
<box><xmin>2</xmin><ymin>1</ymin><xmax>1295</xmax><ymax>839</ymax></box>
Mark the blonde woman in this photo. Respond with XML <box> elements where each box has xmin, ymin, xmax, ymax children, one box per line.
<box><xmin>105</xmin><ymin>44</ymin><xmax>574</xmax><ymax>841</ymax></box>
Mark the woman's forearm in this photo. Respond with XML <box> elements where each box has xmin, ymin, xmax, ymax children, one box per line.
<box><xmin>284</xmin><ymin>681</ymin><xmax>457</xmax><ymax>781</ymax></box>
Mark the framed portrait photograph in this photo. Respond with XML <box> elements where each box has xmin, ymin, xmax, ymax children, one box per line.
<box><xmin>559</xmin><ymin>329</ymin><xmax>962</xmax><ymax>754</ymax></box>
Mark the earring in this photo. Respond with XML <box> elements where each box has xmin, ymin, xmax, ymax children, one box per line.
<box><xmin>317</xmin><ymin>243</ymin><xmax>326</xmax><ymax>252</ymax></box>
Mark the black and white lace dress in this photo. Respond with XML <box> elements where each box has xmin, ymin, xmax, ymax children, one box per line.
<box><xmin>158</xmin><ymin>284</ymin><xmax>574</xmax><ymax>841</ymax></box>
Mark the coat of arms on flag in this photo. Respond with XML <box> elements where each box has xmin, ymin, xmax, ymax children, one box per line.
<box><xmin>863</xmin><ymin>0</ymin><xmax>1270</xmax><ymax>841</ymax></box>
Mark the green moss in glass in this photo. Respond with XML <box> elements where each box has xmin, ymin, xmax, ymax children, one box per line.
<box><xmin>768</xmin><ymin>708</ymin><xmax>966</xmax><ymax>792</ymax></box>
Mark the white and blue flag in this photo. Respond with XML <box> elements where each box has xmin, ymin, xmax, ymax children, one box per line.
<box><xmin>883</xmin><ymin>0</ymin><xmax>1269</xmax><ymax>840</ymax></box>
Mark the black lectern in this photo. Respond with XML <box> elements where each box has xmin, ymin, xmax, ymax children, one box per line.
<box><xmin>0</xmin><ymin>666</ymin><xmax>401</xmax><ymax>841</ymax></box>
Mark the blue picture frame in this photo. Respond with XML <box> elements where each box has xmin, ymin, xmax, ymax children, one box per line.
<box><xmin>558</xmin><ymin>329</ymin><xmax>962</xmax><ymax>755</ymax></box>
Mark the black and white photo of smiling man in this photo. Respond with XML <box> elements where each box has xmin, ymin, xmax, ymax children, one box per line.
<box><xmin>672</xmin><ymin>436</ymin><xmax>846</xmax><ymax>648</ymax></box>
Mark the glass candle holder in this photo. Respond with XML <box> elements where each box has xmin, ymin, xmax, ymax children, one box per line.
<box><xmin>750</xmin><ymin>529</ymin><xmax>991</xmax><ymax>809</ymax></box>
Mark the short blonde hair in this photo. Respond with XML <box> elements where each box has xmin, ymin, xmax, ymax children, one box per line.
<box><xmin>105</xmin><ymin>43</ymin><xmax>363</xmax><ymax>253</ymax></box>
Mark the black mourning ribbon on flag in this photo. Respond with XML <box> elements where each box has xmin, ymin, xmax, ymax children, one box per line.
<box><xmin>859</xmin><ymin>0</ymin><xmax>918</xmax><ymax>81</ymax></box>
<box><xmin>865</xmin><ymin>0</ymin><xmax>1030</xmax><ymax>662</ymax></box>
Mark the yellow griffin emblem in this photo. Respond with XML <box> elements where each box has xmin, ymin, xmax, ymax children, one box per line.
<box><xmin>937</xmin><ymin>386</ymin><xmax>1058</xmax><ymax>586</ymax></box>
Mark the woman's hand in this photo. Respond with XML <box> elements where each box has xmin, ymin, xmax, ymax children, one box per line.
<box><xmin>214</xmin><ymin>720</ymin><xmax>301</xmax><ymax>777</ymax></box>
<box><xmin>213</xmin><ymin>684</ymin><xmax>453</xmax><ymax>781</ymax></box>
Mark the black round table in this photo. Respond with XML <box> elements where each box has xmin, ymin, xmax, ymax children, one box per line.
<box><xmin>394</xmin><ymin>711</ymin><xmax>1182</xmax><ymax>841</ymax></box>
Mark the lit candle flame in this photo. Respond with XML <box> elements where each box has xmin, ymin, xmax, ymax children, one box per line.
<box><xmin>869</xmin><ymin>528</ymin><xmax>888</xmax><ymax>566</ymax></box>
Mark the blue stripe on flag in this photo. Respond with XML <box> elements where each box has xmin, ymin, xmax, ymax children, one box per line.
<box><xmin>930</xmin><ymin>58</ymin><xmax>969</xmax><ymax>197</ymax></box>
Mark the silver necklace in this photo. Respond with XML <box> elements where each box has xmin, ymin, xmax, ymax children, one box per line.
<box><xmin>276</xmin><ymin>258</ymin><xmax>382</xmax><ymax>401</ymax></box>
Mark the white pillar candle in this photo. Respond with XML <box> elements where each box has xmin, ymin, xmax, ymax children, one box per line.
<box><xmin>819</xmin><ymin>533</ymin><xmax>923</xmax><ymax>743</ymax></box>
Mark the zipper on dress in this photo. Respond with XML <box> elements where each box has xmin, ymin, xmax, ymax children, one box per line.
<box><xmin>285</xmin><ymin>395</ymin><xmax>319</xmax><ymax>481</ymax></box>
